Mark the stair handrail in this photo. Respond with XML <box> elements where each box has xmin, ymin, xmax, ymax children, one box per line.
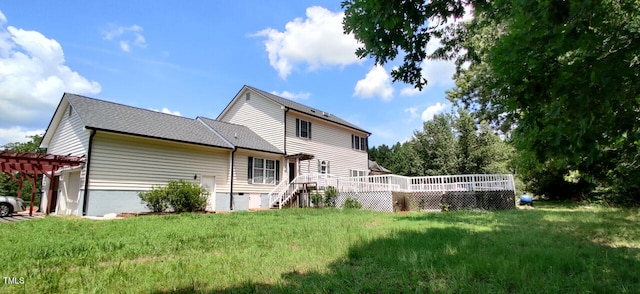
<box><xmin>268</xmin><ymin>178</ymin><xmax>291</xmax><ymax>207</ymax></box>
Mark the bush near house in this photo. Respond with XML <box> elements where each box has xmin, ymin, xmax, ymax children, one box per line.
<box><xmin>342</xmin><ymin>197</ymin><xmax>362</xmax><ymax>209</ymax></box>
<box><xmin>138</xmin><ymin>179</ymin><xmax>208</xmax><ymax>213</ymax></box>
<box><xmin>324</xmin><ymin>186</ymin><xmax>338</xmax><ymax>207</ymax></box>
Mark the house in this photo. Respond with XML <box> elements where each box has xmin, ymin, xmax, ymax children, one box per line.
<box><xmin>39</xmin><ymin>85</ymin><xmax>370</xmax><ymax>216</ymax></box>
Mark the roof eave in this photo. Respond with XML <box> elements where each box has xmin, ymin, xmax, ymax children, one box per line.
<box><xmin>41</xmin><ymin>93</ymin><xmax>72</xmax><ymax>148</ymax></box>
<box><xmin>287</xmin><ymin>108</ymin><xmax>371</xmax><ymax>135</ymax></box>
<box><xmin>85</xmin><ymin>127</ymin><xmax>234</xmax><ymax>150</ymax></box>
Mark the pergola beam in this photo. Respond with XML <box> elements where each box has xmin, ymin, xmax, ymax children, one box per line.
<box><xmin>0</xmin><ymin>150</ymin><xmax>84</xmax><ymax>216</ymax></box>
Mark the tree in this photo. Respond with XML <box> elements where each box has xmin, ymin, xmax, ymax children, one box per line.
<box><xmin>389</xmin><ymin>141</ymin><xmax>424</xmax><ymax>176</ymax></box>
<box><xmin>413</xmin><ymin>113</ymin><xmax>457</xmax><ymax>175</ymax></box>
<box><xmin>343</xmin><ymin>0</ymin><xmax>640</xmax><ymax>203</ymax></box>
<box><xmin>454</xmin><ymin>109</ymin><xmax>477</xmax><ymax>174</ymax></box>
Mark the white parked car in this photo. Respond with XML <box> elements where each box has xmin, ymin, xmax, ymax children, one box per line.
<box><xmin>0</xmin><ymin>196</ymin><xmax>26</xmax><ymax>217</ymax></box>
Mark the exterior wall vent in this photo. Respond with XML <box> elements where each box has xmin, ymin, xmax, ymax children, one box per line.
<box><xmin>245</xmin><ymin>92</ymin><xmax>250</xmax><ymax>101</ymax></box>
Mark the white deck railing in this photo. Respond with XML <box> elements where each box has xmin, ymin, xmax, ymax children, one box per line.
<box><xmin>268</xmin><ymin>173</ymin><xmax>516</xmax><ymax>208</ymax></box>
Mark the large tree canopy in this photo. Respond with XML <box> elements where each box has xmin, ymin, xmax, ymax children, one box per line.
<box><xmin>344</xmin><ymin>0</ymin><xmax>640</xmax><ymax>202</ymax></box>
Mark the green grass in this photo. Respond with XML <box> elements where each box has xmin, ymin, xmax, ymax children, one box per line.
<box><xmin>0</xmin><ymin>203</ymin><xmax>639</xmax><ymax>293</ymax></box>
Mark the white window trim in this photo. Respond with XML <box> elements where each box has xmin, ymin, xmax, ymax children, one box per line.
<box><xmin>253</xmin><ymin>158</ymin><xmax>276</xmax><ymax>185</ymax></box>
<box><xmin>352</xmin><ymin>134</ymin><xmax>367</xmax><ymax>151</ymax></box>
<box><xmin>349</xmin><ymin>169</ymin><xmax>367</xmax><ymax>177</ymax></box>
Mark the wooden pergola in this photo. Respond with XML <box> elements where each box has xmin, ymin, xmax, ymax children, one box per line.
<box><xmin>0</xmin><ymin>150</ymin><xmax>85</xmax><ymax>216</ymax></box>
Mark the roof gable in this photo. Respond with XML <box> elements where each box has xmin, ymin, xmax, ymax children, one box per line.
<box><xmin>219</xmin><ymin>85</ymin><xmax>370</xmax><ymax>135</ymax></box>
<box><xmin>63</xmin><ymin>94</ymin><xmax>233</xmax><ymax>149</ymax></box>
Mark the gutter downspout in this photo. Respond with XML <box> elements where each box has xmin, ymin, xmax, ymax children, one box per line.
<box><xmin>230</xmin><ymin>147</ymin><xmax>236</xmax><ymax>211</ymax></box>
<box><xmin>283</xmin><ymin>107</ymin><xmax>289</xmax><ymax>155</ymax></box>
<box><xmin>82</xmin><ymin>129</ymin><xmax>96</xmax><ymax>216</ymax></box>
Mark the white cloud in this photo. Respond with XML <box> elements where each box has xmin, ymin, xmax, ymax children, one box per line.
<box><xmin>400</xmin><ymin>86</ymin><xmax>422</xmax><ymax>96</ymax></box>
<box><xmin>0</xmin><ymin>126</ymin><xmax>45</xmax><ymax>146</ymax></box>
<box><xmin>255</xmin><ymin>6</ymin><xmax>361</xmax><ymax>79</ymax></box>
<box><xmin>0</xmin><ymin>11</ymin><xmax>101</xmax><ymax>145</ymax></box>
<box><xmin>151</xmin><ymin>107</ymin><xmax>181</xmax><ymax>116</ymax></box>
<box><xmin>421</xmin><ymin>102</ymin><xmax>447</xmax><ymax>121</ymax></box>
<box><xmin>404</xmin><ymin>107</ymin><xmax>419</xmax><ymax>119</ymax></box>
<box><xmin>354</xmin><ymin>65</ymin><xmax>394</xmax><ymax>101</ymax></box>
<box><xmin>119</xmin><ymin>40</ymin><xmax>130</xmax><ymax>52</ymax></box>
<box><xmin>271</xmin><ymin>90</ymin><xmax>310</xmax><ymax>101</ymax></box>
<box><xmin>103</xmin><ymin>24</ymin><xmax>147</xmax><ymax>52</ymax></box>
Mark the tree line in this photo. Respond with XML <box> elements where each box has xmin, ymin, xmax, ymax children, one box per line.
<box><xmin>345</xmin><ymin>0</ymin><xmax>639</xmax><ymax>205</ymax></box>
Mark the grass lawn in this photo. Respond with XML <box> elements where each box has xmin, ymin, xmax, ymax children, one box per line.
<box><xmin>0</xmin><ymin>203</ymin><xmax>638</xmax><ymax>293</ymax></box>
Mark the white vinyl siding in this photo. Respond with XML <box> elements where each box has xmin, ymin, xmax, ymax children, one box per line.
<box><xmin>47</xmin><ymin>104</ymin><xmax>90</xmax><ymax>156</ymax></box>
<box><xmin>218</xmin><ymin>88</ymin><xmax>285</xmax><ymax>152</ymax></box>
<box><xmin>287</xmin><ymin>113</ymin><xmax>368</xmax><ymax>177</ymax></box>
<box><xmin>232</xmin><ymin>150</ymin><xmax>284</xmax><ymax>194</ymax></box>
<box><xmin>89</xmin><ymin>132</ymin><xmax>231</xmax><ymax>191</ymax></box>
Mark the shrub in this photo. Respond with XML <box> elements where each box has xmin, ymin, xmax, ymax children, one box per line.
<box><xmin>166</xmin><ymin>179</ymin><xmax>209</xmax><ymax>212</ymax></box>
<box><xmin>324</xmin><ymin>186</ymin><xmax>338</xmax><ymax>207</ymax></box>
<box><xmin>342</xmin><ymin>197</ymin><xmax>362</xmax><ymax>209</ymax></box>
<box><xmin>138</xmin><ymin>179</ymin><xmax>209</xmax><ymax>213</ymax></box>
<box><xmin>311</xmin><ymin>191</ymin><xmax>323</xmax><ymax>207</ymax></box>
<box><xmin>138</xmin><ymin>185</ymin><xmax>168</xmax><ymax>212</ymax></box>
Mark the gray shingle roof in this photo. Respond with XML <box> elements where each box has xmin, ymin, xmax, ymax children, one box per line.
<box><xmin>65</xmin><ymin>94</ymin><xmax>233</xmax><ymax>149</ymax></box>
<box><xmin>369</xmin><ymin>160</ymin><xmax>391</xmax><ymax>173</ymax></box>
<box><xmin>245</xmin><ymin>86</ymin><xmax>370</xmax><ymax>134</ymax></box>
<box><xmin>197</xmin><ymin>117</ymin><xmax>283</xmax><ymax>154</ymax></box>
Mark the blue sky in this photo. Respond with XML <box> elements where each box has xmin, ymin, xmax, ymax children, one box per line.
<box><xmin>0</xmin><ymin>1</ymin><xmax>456</xmax><ymax>148</ymax></box>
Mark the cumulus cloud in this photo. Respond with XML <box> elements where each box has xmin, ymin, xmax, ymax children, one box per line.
<box><xmin>421</xmin><ymin>102</ymin><xmax>447</xmax><ymax>121</ymax></box>
<box><xmin>404</xmin><ymin>107</ymin><xmax>419</xmax><ymax>119</ymax></box>
<box><xmin>271</xmin><ymin>90</ymin><xmax>310</xmax><ymax>101</ymax></box>
<box><xmin>0</xmin><ymin>126</ymin><xmax>46</xmax><ymax>146</ymax></box>
<box><xmin>103</xmin><ymin>24</ymin><xmax>147</xmax><ymax>52</ymax></box>
<box><xmin>0</xmin><ymin>10</ymin><xmax>101</xmax><ymax>145</ymax></box>
<box><xmin>255</xmin><ymin>6</ymin><xmax>361</xmax><ymax>79</ymax></box>
<box><xmin>354</xmin><ymin>65</ymin><xmax>394</xmax><ymax>101</ymax></box>
<box><xmin>400</xmin><ymin>86</ymin><xmax>422</xmax><ymax>97</ymax></box>
<box><xmin>151</xmin><ymin>107</ymin><xmax>181</xmax><ymax>116</ymax></box>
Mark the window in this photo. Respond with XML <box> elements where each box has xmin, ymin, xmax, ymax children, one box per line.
<box><xmin>350</xmin><ymin>170</ymin><xmax>366</xmax><ymax>177</ymax></box>
<box><xmin>352</xmin><ymin>135</ymin><xmax>367</xmax><ymax>151</ymax></box>
<box><xmin>245</xmin><ymin>92</ymin><xmax>251</xmax><ymax>100</ymax></box>
<box><xmin>317</xmin><ymin>160</ymin><xmax>330</xmax><ymax>174</ymax></box>
<box><xmin>296</xmin><ymin>118</ymin><xmax>312</xmax><ymax>139</ymax></box>
<box><xmin>248</xmin><ymin>157</ymin><xmax>279</xmax><ymax>184</ymax></box>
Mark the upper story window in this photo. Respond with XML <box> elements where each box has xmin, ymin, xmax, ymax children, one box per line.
<box><xmin>296</xmin><ymin>118</ymin><xmax>312</xmax><ymax>139</ymax></box>
<box><xmin>351</xmin><ymin>135</ymin><xmax>367</xmax><ymax>151</ymax></box>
